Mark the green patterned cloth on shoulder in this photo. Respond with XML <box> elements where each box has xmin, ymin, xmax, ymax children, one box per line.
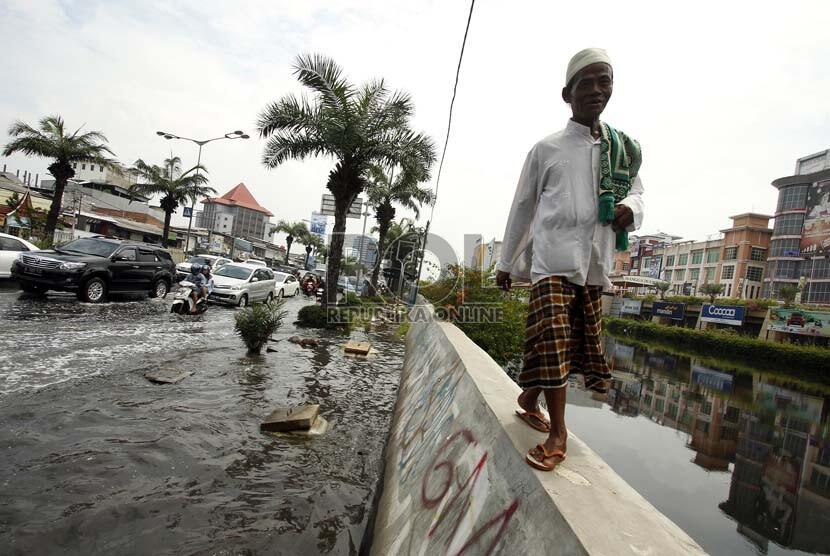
<box><xmin>599</xmin><ymin>123</ymin><xmax>641</xmax><ymax>251</ymax></box>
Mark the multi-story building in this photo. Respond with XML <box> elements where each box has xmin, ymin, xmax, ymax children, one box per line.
<box><xmin>763</xmin><ymin>149</ymin><xmax>830</xmax><ymax>304</ymax></box>
<box><xmin>470</xmin><ymin>237</ymin><xmax>502</xmax><ymax>271</ymax></box>
<box><xmin>198</xmin><ymin>183</ymin><xmax>273</xmax><ymax>243</ymax></box>
<box><xmin>68</xmin><ymin>161</ymin><xmax>137</xmax><ymax>189</ymax></box>
<box><xmin>627</xmin><ymin>233</ymin><xmax>680</xmax><ymax>278</ymax></box>
<box><xmin>350</xmin><ymin>234</ymin><xmax>378</xmax><ymax>268</ymax></box>
<box><xmin>718</xmin><ymin>213</ymin><xmax>773</xmax><ymax>300</ymax></box>
<box><xmin>658</xmin><ymin>237</ymin><xmax>724</xmax><ymax>296</ymax></box>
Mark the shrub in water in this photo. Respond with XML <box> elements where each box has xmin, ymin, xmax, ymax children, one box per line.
<box><xmin>297</xmin><ymin>304</ymin><xmax>329</xmax><ymax>328</ymax></box>
<box><xmin>234</xmin><ymin>301</ymin><xmax>286</xmax><ymax>354</ymax></box>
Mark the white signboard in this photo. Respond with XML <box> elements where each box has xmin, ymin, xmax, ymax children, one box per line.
<box><xmin>621</xmin><ymin>299</ymin><xmax>643</xmax><ymax>316</ymax></box>
<box><xmin>320</xmin><ymin>194</ymin><xmax>363</xmax><ymax>219</ymax></box>
<box><xmin>309</xmin><ymin>212</ymin><xmax>327</xmax><ymax>240</ymax></box>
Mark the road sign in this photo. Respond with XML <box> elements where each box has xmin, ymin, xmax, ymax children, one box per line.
<box><xmin>320</xmin><ymin>194</ymin><xmax>363</xmax><ymax>219</ymax></box>
<box><xmin>183</xmin><ymin>206</ymin><xmax>193</xmax><ymax>217</ymax></box>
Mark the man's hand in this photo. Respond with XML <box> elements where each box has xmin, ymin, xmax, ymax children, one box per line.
<box><xmin>612</xmin><ymin>204</ymin><xmax>634</xmax><ymax>232</ymax></box>
<box><xmin>496</xmin><ymin>270</ymin><xmax>512</xmax><ymax>291</ymax></box>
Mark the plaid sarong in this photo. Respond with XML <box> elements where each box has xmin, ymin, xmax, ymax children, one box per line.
<box><xmin>518</xmin><ymin>276</ymin><xmax>612</xmax><ymax>393</ymax></box>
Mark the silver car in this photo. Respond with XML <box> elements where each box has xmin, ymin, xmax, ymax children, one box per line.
<box><xmin>208</xmin><ymin>263</ymin><xmax>276</xmax><ymax>307</ymax></box>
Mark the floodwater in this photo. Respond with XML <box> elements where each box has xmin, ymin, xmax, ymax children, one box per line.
<box><xmin>0</xmin><ymin>288</ymin><xmax>403</xmax><ymax>555</ymax></box>
<box><xmin>562</xmin><ymin>335</ymin><xmax>830</xmax><ymax>556</ymax></box>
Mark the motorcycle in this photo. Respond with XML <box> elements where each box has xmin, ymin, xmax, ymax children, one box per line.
<box><xmin>170</xmin><ymin>280</ymin><xmax>208</xmax><ymax>315</ymax></box>
<box><xmin>303</xmin><ymin>281</ymin><xmax>317</xmax><ymax>298</ymax></box>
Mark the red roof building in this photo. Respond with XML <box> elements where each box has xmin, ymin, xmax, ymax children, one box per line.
<box><xmin>198</xmin><ymin>183</ymin><xmax>273</xmax><ymax>241</ymax></box>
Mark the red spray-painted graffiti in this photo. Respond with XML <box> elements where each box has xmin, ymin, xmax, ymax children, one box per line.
<box><xmin>419</xmin><ymin>430</ymin><xmax>519</xmax><ymax>556</ymax></box>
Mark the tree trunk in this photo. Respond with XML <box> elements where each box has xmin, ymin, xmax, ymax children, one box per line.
<box><xmin>161</xmin><ymin>210</ymin><xmax>173</xmax><ymax>247</ymax></box>
<box><xmin>371</xmin><ymin>217</ymin><xmax>391</xmax><ymax>291</ymax></box>
<box><xmin>284</xmin><ymin>236</ymin><xmax>293</xmax><ymax>264</ymax></box>
<box><xmin>44</xmin><ymin>161</ymin><xmax>74</xmax><ymax>246</ymax></box>
<box><xmin>304</xmin><ymin>245</ymin><xmax>312</xmax><ymax>270</ymax></box>
<box><xmin>325</xmin><ymin>204</ymin><xmax>349</xmax><ymax>307</ymax></box>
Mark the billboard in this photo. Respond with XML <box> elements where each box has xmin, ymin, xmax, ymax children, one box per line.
<box><xmin>767</xmin><ymin>307</ymin><xmax>830</xmax><ymax>338</ymax></box>
<box><xmin>700</xmin><ymin>304</ymin><xmax>745</xmax><ymax>326</ymax></box>
<box><xmin>801</xmin><ymin>180</ymin><xmax>830</xmax><ymax>256</ymax></box>
<box><xmin>652</xmin><ymin>301</ymin><xmax>685</xmax><ymax>321</ymax></box>
<box><xmin>309</xmin><ymin>212</ymin><xmax>327</xmax><ymax>240</ymax></box>
<box><xmin>320</xmin><ymin>194</ymin><xmax>363</xmax><ymax>219</ymax></box>
<box><xmin>621</xmin><ymin>299</ymin><xmax>643</xmax><ymax>316</ymax></box>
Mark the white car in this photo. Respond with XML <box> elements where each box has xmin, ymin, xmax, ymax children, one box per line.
<box><xmin>209</xmin><ymin>263</ymin><xmax>276</xmax><ymax>307</ymax></box>
<box><xmin>245</xmin><ymin>259</ymin><xmax>267</xmax><ymax>267</ymax></box>
<box><xmin>176</xmin><ymin>255</ymin><xmax>231</xmax><ymax>280</ymax></box>
<box><xmin>0</xmin><ymin>233</ymin><xmax>38</xmax><ymax>279</ymax></box>
<box><xmin>273</xmin><ymin>272</ymin><xmax>300</xmax><ymax>298</ymax></box>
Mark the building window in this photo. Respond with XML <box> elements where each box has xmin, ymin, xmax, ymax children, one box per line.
<box><xmin>100</xmin><ymin>166</ymin><xmax>104</xmax><ymax>172</ymax></box>
<box><xmin>750</xmin><ymin>247</ymin><xmax>767</xmax><ymax>261</ymax></box>
<box><xmin>690</xmin><ymin>268</ymin><xmax>700</xmax><ymax>282</ymax></box>
<box><xmin>664</xmin><ymin>270</ymin><xmax>672</xmax><ymax>282</ymax></box>
<box><xmin>805</xmin><ymin>258</ymin><xmax>830</xmax><ymax>279</ymax></box>
<box><xmin>776</xmin><ymin>184</ymin><xmax>809</xmax><ymax>212</ymax></box>
<box><xmin>678</xmin><ymin>253</ymin><xmax>688</xmax><ymax>266</ymax></box>
<box><xmin>773</xmin><ymin>213</ymin><xmax>805</xmax><ymax>236</ymax></box>
<box><xmin>90</xmin><ymin>165</ymin><xmax>95</xmax><ymax>172</ymax></box>
<box><xmin>724</xmin><ymin>246</ymin><xmax>738</xmax><ymax>260</ymax></box>
<box><xmin>770</xmin><ymin>238</ymin><xmax>801</xmax><ymax>257</ymax></box>
<box><xmin>622</xmin><ymin>262</ymin><xmax>629</xmax><ymax>271</ymax></box>
<box><xmin>727</xmin><ymin>284</ymin><xmax>732</xmax><ymax>296</ymax></box>
<box><xmin>665</xmin><ymin>255</ymin><xmax>675</xmax><ymax>267</ymax></box>
<box><xmin>721</xmin><ymin>266</ymin><xmax>735</xmax><ymax>280</ymax></box>
<box><xmin>773</xmin><ymin>260</ymin><xmax>800</xmax><ymax>279</ymax></box>
<box><xmin>705</xmin><ymin>267</ymin><xmax>715</xmax><ymax>281</ymax></box>
<box><xmin>805</xmin><ymin>282</ymin><xmax>830</xmax><ymax>304</ymax></box>
<box><xmin>72</xmin><ymin>162</ymin><xmax>77</xmax><ymax>168</ymax></box>
<box><xmin>706</xmin><ymin>249</ymin><xmax>720</xmax><ymax>263</ymax></box>
<box><xmin>81</xmin><ymin>163</ymin><xmax>86</xmax><ymax>170</ymax></box>
<box><xmin>746</xmin><ymin>266</ymin><xmax>763</xmax><ymax>282</ymax></box>
<box><xmin>691</xmin><ymin>250</ymin><xmax>703</xmax><ymax>264</ymax></box>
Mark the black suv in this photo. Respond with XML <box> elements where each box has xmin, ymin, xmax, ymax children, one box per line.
<box><xmin>11</xmin><ymin>237</ymin><xmax>176</xmax><ymax>302</ymax></box>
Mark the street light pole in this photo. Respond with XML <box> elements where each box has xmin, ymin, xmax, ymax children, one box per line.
<box><xmin>155</xmin><ymin>129</ymin><xmax>249</xmax><ymax>253</ymax></box>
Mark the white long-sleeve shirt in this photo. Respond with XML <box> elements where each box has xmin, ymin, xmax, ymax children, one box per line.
<box><xmin>496</xmin><ymin>119</ymin><xmax>644</xmax><ymax>289</ymax></box>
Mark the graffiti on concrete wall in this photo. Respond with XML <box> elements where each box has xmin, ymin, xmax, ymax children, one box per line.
<box><xmin>384</xmin><ymin>327</ymin><xmax>519</xmax><ymax>555</ymax></box>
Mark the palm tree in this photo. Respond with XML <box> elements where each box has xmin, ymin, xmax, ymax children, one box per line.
<box><xmin>271</xmin><ymin>220</ymin><xmax>310</xmax><ymax>264</ymax></box>
<box><xmin>129</xmin><ymin>156</ymin><xmax>214</xmax><ymax>247</ymax></box>
<box><xmin>2</xmin><ymin>115</ymin><xmax>116</xmax><ymax>244</ymax></box>
<box><xmin>378</xmin><ymin>218</ymin><xmax>422</xmax><ymax>294</ymax></box>
<box><xmin>655</xmin><ymin>281</ymin><xmax>671</xmax><ymax>300</ymax></box>
<box><xmin>366</xmin><ymin>163</ymin><xmax>434</xmax><ymax>293</ymax></box>
<box><xmin>257</xmin><ymin>53</ymin><xmax>435</xmax><ymax>305</ymax></box>
<box><xmin>303</xmin><ymin>234</ymin><xmax>324</xmax><ymax>270</ymax></box>
<box><xmin>699</xmin><ymin>282</ymin><xmax>725</xmax><ymax>303</ymax></box>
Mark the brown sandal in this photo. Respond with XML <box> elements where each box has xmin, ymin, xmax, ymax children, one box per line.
<box><xmin>526</xmin><ymin>444</ymin><xmax>566</xmax><ymax>472</ymax></box>
<box><xmin>515</xmin><ymin>410</ymin><xmax>551</xmax><ymax>433</ymax></box>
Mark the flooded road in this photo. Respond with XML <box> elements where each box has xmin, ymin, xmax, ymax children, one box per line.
<box><xmin>0</xmin><ymin>288</ymin><xmax>403</xmax><ymax>555</ymax></box>
<box><xmin>562</xmin><ymin>336</ymin><xmax>830</xmax><ymax>556</ymax></box>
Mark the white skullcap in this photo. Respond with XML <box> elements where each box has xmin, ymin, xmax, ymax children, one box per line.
<box><xmin>566</xmin><ymin>48</ymin><xmax>612</xmax><ymax>85</ymax></box>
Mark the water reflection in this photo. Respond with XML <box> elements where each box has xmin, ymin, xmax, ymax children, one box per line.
<box><xmin>602</xmin><ymin>336</ymin><xmax>830</xmax><ymax>554</ymax></box>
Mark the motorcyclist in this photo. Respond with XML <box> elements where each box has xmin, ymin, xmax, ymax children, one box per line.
<box><xmin>187</xmin><ymin>264</ymin><xmax>207</xmax><ymax>311</ymax></box>
<box><xmin>201</xmin><ymin>265</ymin><xmax>214</xmax><ymax>296</ymax></box>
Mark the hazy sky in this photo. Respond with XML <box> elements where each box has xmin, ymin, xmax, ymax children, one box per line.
<box><xmin>2</xmin><ymin>0</ymin><xmax>829</xmax><ymax>264</ymax></box>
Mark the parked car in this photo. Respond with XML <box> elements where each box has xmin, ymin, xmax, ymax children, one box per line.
<box><xmin>337</xmin><ymin>275</ymin><xmax>358</xmax><ymax>294</ymax></box>
<box><xmin>176</xmin><ymin>255</ymin><xmax>231</xmax><ymax>281</ymax></box>
<box><xmin>11</xmin><ymin>237</ymin><xmax>176</xmax><ymax>302</ymax></box>
<box><xmin>209</xmin><ymin>263</ymin><xmax>276</xmax><ymax>307</ymax></box>
<box><xmin>245</xmin><ymin>258</ymin><xmax>267</xmax><ymax>267</ymax></box>
<box><xmin>273</xmin><ymin>271</ymin><xmax>300</xmax><ymax>298</ymax></box>
<box><xmin>0</xmin><ymin>232</ymin><xmax>38</xmax><ymax>279</ymax></box>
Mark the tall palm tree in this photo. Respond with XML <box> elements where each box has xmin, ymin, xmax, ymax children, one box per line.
<box><xmin>366</xmin><ymin>163</ymin><xmax>434</xmax><ymax>292</ymax></box>
<box><xmin>257</xmin><ymin>53</ymin><xmax>435</xmax><ymax>305</ymax></box>
<box><xmin>2</xmin><ymin>115</ymin><xmax>116</xmax><ymax>244</ymax></box>
<box><xmin>271</xmin><ymin>220</ymin><xmax>310</xmax><ymax>264</ymax></box>
<box><xmin>303</xmin><ymin>234</ymin><xmax>324</xmax><ymax>270</ymax></box>
<box><xmin>129</xmin><ymin>156</ymin><xmax>214</xmax><ymax>247</ymax></box>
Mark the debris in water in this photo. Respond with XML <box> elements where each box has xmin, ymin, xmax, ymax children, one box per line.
<box><xmin>144</xmin><ymin>370</ymin><xmax>192</xmax><ymax>384</ymax></box>
<box><xmin>260</xmin><ymin>404</ymin><xmax>320</xmax><ymax>432</ymax></box>
<box><xmin>343</xmin><ymin>341</ymin><xmax>371</xmax><ymax>355</ymax></box>
<box><xmin>288</xmin><ymin>336</ymin><xmax>320</xmax><ymax>347</ymax></box>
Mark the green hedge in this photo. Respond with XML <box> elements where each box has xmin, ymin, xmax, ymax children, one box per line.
<box><xmin>606</xmin><ymin>316</ymin><xmax>830</xmax><ymax>383</ymax></box>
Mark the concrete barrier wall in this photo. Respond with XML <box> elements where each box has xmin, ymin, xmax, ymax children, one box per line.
<box><xmin>370</xmin><ymin>305</ymin><xmax>706</xmax><ymax>556</ymax></box>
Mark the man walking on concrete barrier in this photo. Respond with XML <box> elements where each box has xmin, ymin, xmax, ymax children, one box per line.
<box><xmin>495</xmin><ymin>48</ymin><xmax>644</xmax><ymax>472</ymax></box>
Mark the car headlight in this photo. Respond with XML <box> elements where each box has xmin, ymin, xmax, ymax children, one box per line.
<box><xmin>59</xmin><ymin>262</ymin><xmax>87</xmax><ymax>270</ymax></box>
<box><xmin>229</xmin><ymin>285</ymin><xmax>243</xmax><ymax>290</ymax></box>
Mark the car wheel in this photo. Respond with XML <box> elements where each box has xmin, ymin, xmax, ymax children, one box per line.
<box><xmin>81</xmin><ymin>277</ymin><xmax>107</xmax><ymax>303</ymax></box>
<box><xmin>150</xmin><ymin>279</ymin><xmax>169</xmax><ymax>299</ymax></box>
<box><xmin>265</xmin><ymin>292</ymin><xmax>274</xmax><ymax>304</ymax></box>
<box><xmin>237</xmin><ymin>294</ymin><xmax>248</xmax><ymax>308</ymax></box>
